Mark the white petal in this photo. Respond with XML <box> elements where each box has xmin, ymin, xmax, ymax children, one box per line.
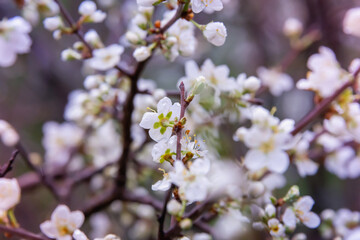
<box><xmin>302</xmin><ymin>212</ymin><xmax>321</xmax><ymax>228</ymax></box>
<box><xmin>70</xmin><ymin>211</ymin><xmax>85</xmax><ymax>228</ymax></box>
<box><xmin>267</xmin><ymin>150</ymin><xmax>290</xmax><ymax>173</ymax></box>
<box><xmin>40</xmin><ymin>221</ymin><xmax>57</xmax><ymax>238</ymax></box>
<box><xmin>139</xmin><ymin>112</ymin><xmax>158</xmax><ymax>129</ymax></box>
<box><xmin>282</xmin><ymin>208</ymin><xmax>297</xmax><ymax>229</ymax></box>
<box><xmin>244</xmin><ymin>149</ymin><xmax>267</xmax><ymax>171</ymax></box>
<box><xmin>157</xmin><ymin>97</ymin><xmax>172</xmax><ymax>114</ymax></box>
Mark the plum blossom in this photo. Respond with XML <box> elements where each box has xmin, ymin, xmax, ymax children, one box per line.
<box><xmin>203</xmin><ymin>22</ymin><xmax>227</xmax><ymax>46</ymax></box>
<box><xmin>236</xmin><ymin>107</ymin><xmax>294</xmax><ymax>173</ymax></box>
<box><xmin>0</xmin><ymin>178</ymin><xmax>21</xmax><ymax>212</ymax></box>
<box><xmin>191</xmin><ymin>0</ymin><xmax>223</xmax><ymax>14</ymax></box>
<box><xmin>161</xmin><ymin>10</ymin><xmax>197</xmax><ymax>61</ymax></box>
<box><xmin>0</xmin><ymin>120</ymin><xmax>20</xmax><ymax>147</ymax></box>
<box><xmin>283</xmin><ymin>18</ymin><xmax>303</xmax><ymax>37</ymax></box>
<box><xmin>343</xmin><ymin>8</ymin><xmax>360</xmax><ymax>38</ymax></box>
<box><xmin>291</xmin><ymin>132</ymin><xmax>319</xmax><ymax>177</ymax></box>
<box><xmin>40</xmin><ymin>205</ymin><xmax>85</xmax><ymax>240</ymax></box>
<box><xmin>87</xmin><ymin>44</ymin><xmax>124</xmax><ymax>71</ymax></box>
<box><xmin>267</xmin><ymin>218</ymin><xmax>285</xmax><ymax>237</ymax></box>
<box><xmin>0</xmin><ymin>16</ymin><xmax>32</xmax><ymax>67</ymax></box>
<box><xmin>78</xmin><ymin>1</ymin><xmax>106</xmax><ymax>23</ymax></box>
<box><xmin>42</xmin><ymin>122</ymin><xmax>84</xmax><ymax>170</ymax></box>
<box><xmin>257</xmin><ymin>67</ymin><xmax>293</xmax><ymax>96</ymax></box>
<box><xmin>297</xmin><ymin>46</ymin><xmax>351</xmax><ymax>98</ymax></box>
<box><xmin>169</xmin><ymin>158</ymin><xmax>211</xmax><ymax>203</ymax></box>
<box><xmin>133</xmin><ymin>46</ymin><xmax>151</xmax><ymax>62</ymax></box>
<box><xmin>139</xmin><ymin>97</ymin><xmax>180</xmax><ymax>142</ymax></box>
<box><xmin>152</xmin><ymin>135</ymin><xmax>177</xmax><ymax>163</ymax></box>
<box><xmin>283</xmin><ymin>196</ymin><xmax>321</xmax><ymax>229</ymax></box>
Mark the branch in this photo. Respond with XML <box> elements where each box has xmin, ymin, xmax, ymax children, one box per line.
<box><xmin>0</xmin><ymin>150</ymin><xmax>19</xmax><ymax>177</ymax></box>
<box><xmin>15</xmin><ymin>143</ymin><xmax>60</xmax><ymax>201</ymax></box>
<box><xmin>291</xmin><ymin>80</ymin><xmax>354</xmax><ymax>136</ymax></box>
<box><xmin>53</xmin><ymin>0</ymin><xmax>132</xmax><ymax>76</ymax></box>
<box><xmin>0</xmin><ymin>225</ymin><xmax>48</xmax><ymax>240</ymax></box>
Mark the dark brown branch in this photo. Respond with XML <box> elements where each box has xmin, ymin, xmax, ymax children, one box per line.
<box><xmin>15</xmin><ymin>143</ymin><xmax>60</xmax><ymax>201</ymax></box>
<box><xmin>0</xmin><ymin>225</ymin><xmax>48</xmax><ymax>240</ymax></box>
<box><xmin>0</xmin><ymin>150</ymin><xmax>19</xmax><ymax>177</ymax></box>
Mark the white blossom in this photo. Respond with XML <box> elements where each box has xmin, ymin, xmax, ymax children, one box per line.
<box><xmin>0</xmin><ymin>16</ymin><xmax>32</xmax><ymax>67</ymax></box>
<box><xmin>139</xmin><ymin>97</ymin><xmax>180</xmax><ymax>142</ymax></box>
<box><xmin>283</xmin><ymin>18</ymin><xmax>303</xmax><ymax>37</ymax></box>
<box><xmin>191</xmin><ymin>0</ymin><xmax>223</xmax><ymax>14</ymax></box>
<box><xmin>0</xmin><ymin>178</ymin><xmax>21</xmax><ymax>212</ymax></box>
<box><xmin>78</xmin><ymin>1</ymin><xmax>106</xmax><ymax>23</ymax></box>
<box><xmin>169</xmin><ymin>158</ymin><xmax>211</xmax><ymax>203</ymax></box>
<box><xmin>40</xmin><ymin>205</ymin><xmax>85</xmax><ymax>240</ymax></box>
<box><xmin>133</xmin><ymin>46</ymin><xmax>151</xmax><ymax>62</ymax></box>
<box><xmin>343</xmin><ymin>8</ymin><xmax>360</xmax><ymax>38</ymax></box>
<box><xmin>87</xmin><ymin>44</ymin><xmax>124</xmax><ymax>71</ymax></box>
<box><xmin>283</xmin><ymin>196</ymin><xmax>320</xmax><ymax>229</ymax></box>
<box><xmin>203</xmin><ymin>22</ymin><xmax>227</xmax><ymax>46</ymax></box>
<box><xmin>297</xmin><ymin>46</ymin><xmax>351</xmax><ymax>98</ymax></box>
<box><xmin>267</xmin><ymin>218</ymin><xmax>285</xmax><ymax>237</ymax></box>
<box><xmin>257</xmin><ymin>67</ymin><xmax>293</xmax><ymax>96</ymax></box>
<box><xmin>43</xmin><ymin>16</ymin><xmax>63</xmax><ymax>31</ymax></box>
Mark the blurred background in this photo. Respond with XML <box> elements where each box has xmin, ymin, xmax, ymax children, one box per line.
<box><xmin>2</xmin><ymin>0</ymin><xmax>360</xmax><ymax>239</ymax></box>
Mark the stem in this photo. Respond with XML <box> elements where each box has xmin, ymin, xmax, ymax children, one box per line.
<box><xmin>0</xmin><ymin>225</ymin><xmax>47</xmax><ymax>240</ymax></box>
<box><xmin>291</xmin><ymin>67</ymin><xmax>360</xmax><ymax>135</ymax></box>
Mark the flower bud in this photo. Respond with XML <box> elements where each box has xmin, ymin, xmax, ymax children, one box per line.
<box><xmin>283</xmin><ymin>18</ymin><xmax>303</xmax><ymax>38</ymax></box>
<box><xmin>84</xmin><ymin>75</ymin><xmax>101</xmax><ymax>89</ymax></box>
<box><xmin>2</xmin><ymin>128</ymin><xmax>19</xmax><ymax>147</ymax></box>
<box><xmin>179</xmin><ymin>218</ymin><xmax>192</xmax><ymax>229</ymax></box>
<box><xmin>167</xmin><ymin>199</ymin><xmax>182</xmax><ymax>215</ymax></box>
<box><xmin>203</xmin><ymin>22</ymin><xmax>227</xmax><ymax>47</ymax></box>
<box><xmin>126</xmin><ymin>31</ymin><xmax>140</xmax><ymax>44</ymax></box>
<box><xmin>193</xmin><ymin>76</ymin><xmax>207</xmax><ymax>95</ymax></box>
<box><xmin>252</xmin><ymin>222</ymin><xmax>264</xmax><ymax>231</ymax></box>
<box><xmin>61</xmin><ymin>49</ymin><xmax>82</xmax><ymax>61</ymax></box>
<box><xmin>284</xmin><ymin>185</ymin><xmax>300</xmax><ymax>202</ymax></box>
<box><xmin>133</xmin><ymin>46</ymin><xmax>151</xmax><ymax>62</ymax></box>
<box><xmin>244</xmin><ymin>76</ymin><xmax>261</xmax><ymax>92</ymax></box>
<box><xmin>85</xmin><ymin>29</ymin><xmax>102</xmax><ymax>48</ymax></box>
<box><xmin>249</xmin><ymin>181</ymin><xmax>265</xmax><ymax>198</ymax></box>
<box><xmin>265</xmin><ymin>204</ymin><xmax>276</xmax><ymax>217</ymax></box>
<box><xmin>43</xmin><ymin>16</ymin><xmax>63</xmax><ymax>31</ymax></box>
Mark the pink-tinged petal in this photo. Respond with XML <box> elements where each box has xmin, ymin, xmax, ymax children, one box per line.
<box><xmin>267</xmin><ymin>150</ymin><xmax>289</xmax><ymax>173</ymax></box>
<box><xmin>157</xmin><ymin>97</ymin><xmax>172</xmax><ymax>114</ymax></box>
<box><xmin>40</xmin><ymin>221</ymin><xmax>57</xmax><ymax>238</ymax></box>
<box><xmin>295</xmin><ymin>196</ymin><xmax>314</xmax><ymax>212</ymax></box>
<box><xmin>139</xmin><ymin>112</ymin><xmax>158</xmax><ymax>129</ymax></box>
<box><xmin>244</xmin><ymin>149</ymin><xmax>267</xmax><ymax>171</ymax></box>
<box><xmin>302</xmin><ymin>212</ymin><xmax>320</xmax><ymax>228</ymax></box>
<box><xmin>70</xmin><ymin>211</ymin><xmax>85</xmax><ymax>228</ymax></box>
<box><xmin>282</xmin><ymin>208</ymin><xmax>296</xmax><ymax>229</ymax></box>
<box><xmin>210</xmin><ymin>0</ymin><xmax>223</xmax><ymax>11</ymax></box>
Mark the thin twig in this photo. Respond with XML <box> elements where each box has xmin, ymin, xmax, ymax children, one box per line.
<box><xmin>0</xmin><ymin>225</ymin><xmax>48</xmax><ymax>240</ymax></box>
<box><xmin>0</xmin><ymin>150</ymin><xmax>19</xmax><ymax>177</ymax></box>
